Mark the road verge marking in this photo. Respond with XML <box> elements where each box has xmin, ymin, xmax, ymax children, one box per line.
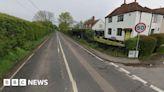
<box><xmin>150</xmin><ymin>85</ymin><xmax>164</xmax><ymax>92</ymax></box>
<box><xmin>109</xmin><ymin>62</ymin><xmax>119</xmax><ymax>68</ymax></box>
<box><xmin>119</xmin><ymin>68</ymin><xmax>130</xmax><ymax>74</ymax></box>
<box><xmin>57</xmin><ymin>34</ymin><xmax>78</xmax><ymax>92</ymax></box>
<box><xmin>0</xmin><ymin>36</ymin><xmax>49</xmax><ymax>91</ymax></box>
<box><xmin>63</xmin><ymin>34</ymin><xmax>164</xmax><ymax>92</ymax></box>
<box><xmin>131</xmin><ymin>75</ymin><xmax>148</xmax><ymax>85</ymax></box>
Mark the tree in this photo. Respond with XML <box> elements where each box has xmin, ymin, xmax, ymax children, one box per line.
<box><xmin>74</xmin><ymin>21</ymin><xmax>84</xmax><ymax>29</ymax></box>
<box><xmin>33</xmin><ymin>10</ymin><xmax>54</xmax><ymax>22</ymax></box>
<box><xmin>58</xmin><ymin>12</ymin><xmax>73</xmax><ymax>31</ymax></box>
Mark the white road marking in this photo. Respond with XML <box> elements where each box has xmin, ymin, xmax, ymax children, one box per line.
<box><xmin>64</xmin><ymin>33</ymin><xmax>164</xmax><ymax>92</ymax></box>
<box><xmin>57</xmin><ymin>34</ymin><xmax>78</xmax><ymax>92</ymax></box>
<box><xmin>57</xmin><ymin>46</ymin><xmax>60</xmax><ymax>53</ymax></box>
<box><xmin>0</xmin><ymin>37</ymin><xmax>49</xmax><ymax>91</ymax></box>
<box><xmin>150</xmin><ymin>85</ymin><xmax>164</xmax><ymax>92</ymax></box>
<box><xmin>109</xmin><ymin>62</ymin><xmax>119</xmax><ymax>68</ymax></box>
<box><xmin>0</xmin><ymin>53</ymin><xmax>34</xmax><ymax>91</ymax></box>
<box><xmin>119</xmin><ymin>68</ymin><xmax>130</xmax><ymax>74</ymax></box>
<box><xmin>131</xmin><ymin>75</ymin><xmax>148</xmax><ymax>85</ymax></box>
<box><xmin>37</xmin><ymin>38</ymin><xmax>49</xmax><ymax>50</ymax></box>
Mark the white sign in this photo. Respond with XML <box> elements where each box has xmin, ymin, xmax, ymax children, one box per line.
<box><xmin>128</xmin><ymin>50</ymin><xmax>139</xmax><ymax>58</ymax></box>
<box><xmin>135</xmin><ymin>23</ymin><xmax>146</xmax><ymax>33</ymax></box>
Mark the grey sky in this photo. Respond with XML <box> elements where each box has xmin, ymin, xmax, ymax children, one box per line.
<box><xmin>0</xmin><ymin>0</ymin><xmax>164</xmax><ymax>22</ymax></box>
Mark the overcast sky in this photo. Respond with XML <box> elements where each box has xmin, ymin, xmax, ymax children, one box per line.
<box><xmin>0</xmin><ymin>0</ymin><xmax>164</xmax><ymax>23</ymax></box>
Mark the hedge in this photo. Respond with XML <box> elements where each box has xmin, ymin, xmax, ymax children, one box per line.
<box><xmin>125</xmin><ymin>35</ymin><xmax>157</xmax><ymax>57</ymax></box>
<box><xmin>0</xmin><ymin>13</ymin><xmax>54</xmax><ymax>57</ymax></box>
<box><xmin>150</xmin><ymin>33</ymin><xmax>164</xmax><ymax>50</ymax></box>
<box><xmin>67</xmin><ymin>29</ymin><xmax>94</xmax><ymax>42</ymax></box>
<box><xmin>157</xmin><ymin>45</ymin><xmax>164</xmax><ymax>54</ymax></box>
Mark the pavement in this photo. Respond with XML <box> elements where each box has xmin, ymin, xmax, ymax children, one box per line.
<box><xmin>0</xmin><ymin>32</ymin><xmax>161</xmax><ymax>92</ymax></box>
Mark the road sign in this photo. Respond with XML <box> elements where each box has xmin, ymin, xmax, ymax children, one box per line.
<box><xmin>135</xmin><ymin>23</ymin><xmax>146</xmax><ymax>33</ymax></box>
<box><xmin>128</xmin><ymin>50</ymin><xmax>139</xmax><ymax>58</ymax></box>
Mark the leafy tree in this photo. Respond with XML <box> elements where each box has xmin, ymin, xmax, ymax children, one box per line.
<box><xmin>58</xmin><ymin>12</ymin><xmax>73</xmax><ymax>32</ymax></box>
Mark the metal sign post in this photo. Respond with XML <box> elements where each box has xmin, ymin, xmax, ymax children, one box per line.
<box><xmin>134</xmin><ymin>23</ymin><xmax>146</xmax><ymax>58</ymax></box>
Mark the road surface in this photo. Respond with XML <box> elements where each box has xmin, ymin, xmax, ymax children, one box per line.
<box><xmin>1</xmin><ymin>32</ymin><xmax>156</xmax><ymax>92</ymax></box>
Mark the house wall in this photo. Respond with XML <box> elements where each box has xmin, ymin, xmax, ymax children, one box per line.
<box><xmin>105</xmin><ymin>11</ymin><xmax>137</xmax><ymax>41</ymax></box>
<box><xmin>160</xmin><ymin>18</ymin><xmax>164</xmax><ymax>33</ymax></box>
<box><xmin>105</xmin><ymin>11</ymin><xmax>162</xmax><ymax>41</ymax></box>
<box><xmin>92</xmin><ymin>20</ymin><xmax>105</xmax><ymax>31</ymax></box>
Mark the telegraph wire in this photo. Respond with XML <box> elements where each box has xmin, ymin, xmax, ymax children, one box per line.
<box><xmin>14</xmin><ymin>0</ymin><xmax>36</xmax><ymax>16</ymax></box>
<box><xmin>27</xmin><ymin>0</ymin><xmax>40</xmax><ymax>10</ymax></box>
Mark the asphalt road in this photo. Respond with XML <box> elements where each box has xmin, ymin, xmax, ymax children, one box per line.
<box><xmin>1</xmin><ymin>32</ymin><xmax>156</xmax><ymax>92</ymax></box>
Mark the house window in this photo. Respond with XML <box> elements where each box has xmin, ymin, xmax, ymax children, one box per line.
<box><xmin>118</xmin><ymin>15</ymin><xmax>124</xmax><ymax>22</ymax></box>
<box><xmin>151</xmin><ymin>29</ymin><xmax>155</xmax><ymax>34</ymax></box>
<box><xmin>117</xmin><ymin>28</ymin><xmax>122</xmax><ymax>36</ymax></box>
<box><xmin>108</xmin><ymin>17</ymin><xmax>112</xmax><ymax>23</ymax></box>
<box><xmin>153</xmin><ymin>15</ymin><xmax>158</xmax><ymax>23</ymax></box>
<box><xmin>108</xmin><ymin>28</ymin><xmax>112</xmax><ymax>35</ymax></box>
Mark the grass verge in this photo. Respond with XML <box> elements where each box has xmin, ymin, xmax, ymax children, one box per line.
<box><xmin>72</xmin><ymin>37</ymin><xmax>127</xmax><ymax>57</ymax></box>
<box><xmin>0</xmin><ymin>34</ymin><xmax>49</xmax><ymax>79</ymax></box>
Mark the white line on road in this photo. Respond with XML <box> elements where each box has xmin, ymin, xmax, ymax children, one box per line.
<box><xmin>119</xmin><ymin>68</ymin><xmax>130</xmax><ymax>74</ymax></box>
<box><xmin>131</xmin><ymin>75</ymin><xmax>148</xmax><ymax>85</ymax></box>
<box><xmin>64</xmin><ymin>34</ymin><xmax>164</xmax><ymax>92</ymax></box>
<box><xmin>0</xmin><ymin>37</ymin><xmax>49</xmax><ymax>91</ymax></box>
<box><xmin>150</xmin><ymin>85</ymin><xmax>164</xmax><ymax>92</ymax></box>
<box><xmin>57</xmin><ymin>34</ymin><xmax>78</xmax><ymax>92</ymax></box>
<box><xmin>57</xmin><ymin>46</ymin><xmax>60</xmax><ymax>53</ymax></box>
<box><xmin>0</xmin><ymin>53</ymin><xmax>34</xmax><ymax>91</ymax></box>
<box><xmin>109</xmin><ymin>62</ymin><xmax>119</xmax><ymax>68</ymax></box>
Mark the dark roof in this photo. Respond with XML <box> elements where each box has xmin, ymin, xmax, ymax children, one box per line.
<box><xmin>84</xmin><ymin>18</ymin><xmax>99</xmax><ymax>27</ymax></box>
<box><xmin>153</xmin><ymin>8</ymin><xmax>164</xmax><ymax>15</ymax></box>
<box><xmin>105</xmin><ymin>2</ymin><xmax>164</xmax><ymax>18</ymax></box>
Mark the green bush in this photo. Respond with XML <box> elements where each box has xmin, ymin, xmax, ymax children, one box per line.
<box><xmin>68</xmin><ymin>29</ymin><xmax>94</xmax><ymax>42</ymax></box>
<box><xmin>150</xmin><ymin>33</ymin><xmax>164</xmax><ymax>51</ymax></box>
<box><xmin>0</xmin><ymin>13</ymin><xmax>54</xmax><ymax>58</ymax></box>
<box><xmin>125</xmin><ymin>35</ymin><xmax>157</xmax><ymax>57</ymax></box>
<box><xmin>157</xmin><ymin>45</ymin><xmax>164</xmax><ymax>54</ymax></box>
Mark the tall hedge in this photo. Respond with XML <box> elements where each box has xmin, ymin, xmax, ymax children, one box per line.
<box><xmin>0</xmin><ymin>13</ymin><xmax>54</xmax><ymax>57</ymax></box>
<box><xmin>125</xmin><ymin>35</ymin><xmax>157</xmax><ymax>57</ymax></box>
<box><xmin>150</xmin><ymin>33</ymin><xmax>164</xmax><ymax>50</ymax></box>
<box><xmin>68</xmin><ymin>29</ymin><xmax>94</xmax><ymax>42</ymax></box>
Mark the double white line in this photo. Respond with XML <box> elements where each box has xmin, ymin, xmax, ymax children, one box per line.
<box><xmin>57</xmin><ymin>34</ymin><xmax>78</xmax><ymax>92</ymax></box>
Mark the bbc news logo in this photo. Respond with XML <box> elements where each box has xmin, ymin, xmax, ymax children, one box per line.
<box><xmin>3</xmin><ymin>79</ymin><xmax>48</xmax><ymax>87</ymax></box>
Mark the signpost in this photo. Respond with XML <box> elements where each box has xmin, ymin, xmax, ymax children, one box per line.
<box><xmin>128</xmin><ymin>23</ymin><xmax>146</xmax><ymax>58</ymax></box>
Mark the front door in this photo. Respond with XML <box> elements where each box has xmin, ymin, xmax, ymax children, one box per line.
<box><xmin>124</xmin><ymin>29</ymin><xmax>132</xmax><ymax>40</ymax></box>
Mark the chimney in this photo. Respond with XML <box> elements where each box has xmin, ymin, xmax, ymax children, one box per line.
<box><xmin>135</xmin><ymin>0</ymin><xmax>137</xmax><ymax>2</ymax></box>
<box><xmin>124</xmin><ymin>0</ymin><xmax>126</xmax><ymax>4</ymax></box>
<box><xmin>92</xmin><ymin>16</ymin><xmax>95</xmax><ymax>21</ymax></box>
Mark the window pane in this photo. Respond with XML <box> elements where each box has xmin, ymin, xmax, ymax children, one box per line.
<box><xmin>108</xmin><ymin>28</ymin><xmax>112</xmax><ymax>35</ymax></box>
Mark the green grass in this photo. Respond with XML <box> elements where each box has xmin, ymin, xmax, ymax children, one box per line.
<box><xmin>0</xmin><ymin>35</ymin><xmax>49</xmax><ymax>79</ymax></box>
<box><xmin>94</xmin><ymin>37</ymin><xmax>125</xmax><ymax>47</ymax></box>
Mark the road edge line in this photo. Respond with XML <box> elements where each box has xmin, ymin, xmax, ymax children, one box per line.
<box><xmin>0</xmin><ymin>36</ymin><xmax>49</xmax><ymax>91</ymax></box>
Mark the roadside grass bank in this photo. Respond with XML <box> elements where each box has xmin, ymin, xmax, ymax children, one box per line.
<box><xmin>0</xmin><ymin>34</ymin><xmax>50</xmax><ymax>79</ymax></box>
<box><xmin>0</xmin><ymin>12</ymin><xmax>55</xmax><ymax>79</ymax></box>
<box><xmin>71</xmin><ymin>36</ymin><xmax>127</xmax><ymax>58</ymax></box>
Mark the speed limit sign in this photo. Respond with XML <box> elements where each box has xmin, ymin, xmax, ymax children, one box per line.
<box><xmin>135</xmin><ymin>23</ymin><xmax>146</xmax><ymax>33</ymax></box>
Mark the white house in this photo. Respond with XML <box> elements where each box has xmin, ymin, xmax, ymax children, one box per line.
<box><xmin>105</xmin><ymin>1</ymin><xmax>164</xmax><ymax>41</ymax></box>
<box><xmin>84</xmin><ymin>16</ymin><xmax>105</xmax><ymax>32</ymax></box>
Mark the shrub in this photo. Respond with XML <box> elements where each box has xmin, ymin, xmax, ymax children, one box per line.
<box><xmin>0</xmin><ymin>13</ymin><xmax>54</xmax><ymax>58</ymax></box>
<box><xmin>125</xmin><ymin>35</ymin><xmax>157</xmax><ymax>57</ymax></box>
<box><xmin>150</xmin><ymin>33</ymin><xmax>164</xmax><ymax>50</ymax></box>
<box><xmin>157</xmin><ymin>45</ymin><xmax>164</xmax><ymax>54</ymax></box>
<box><xmin>68</xmin><ymin>29</ymin><xmax>94</xmax><ymax>42</ymax></box>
